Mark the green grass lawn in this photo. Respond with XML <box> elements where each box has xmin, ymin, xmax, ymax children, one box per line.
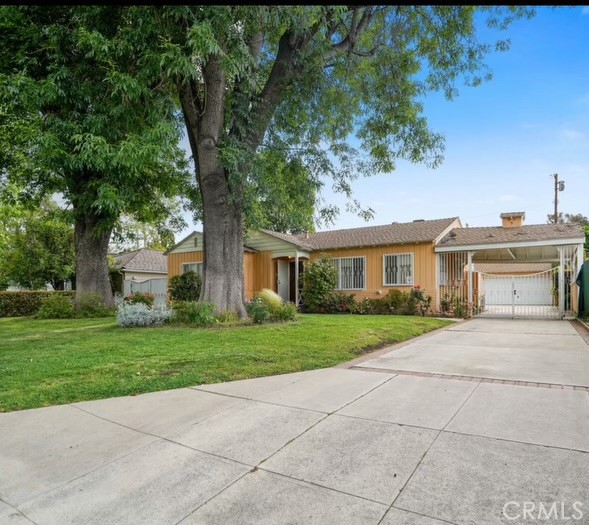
<box><xmin>0</xmin><ymin>314</ymin><xmax>452</xmax><ymax>412</ymax></box>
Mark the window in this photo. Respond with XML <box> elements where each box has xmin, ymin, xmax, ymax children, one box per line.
<box><xmin>383</xmin><ymin>253</ymin><xmax>414</xmax><ymax>286</ymax></box>
<box><xmin>182</xmin><ymin>262</ymin><xmax>203</xmax><ymax>275</ymax></box>
<box><xmin>439</xmin><ymin>257</ymin><xmax>448</xmax><ymax>286</ymax></box>
<box><xmin>333</xmin><ymin>257</ymin><xmax>365</xmax><ymax>290</ymax></box>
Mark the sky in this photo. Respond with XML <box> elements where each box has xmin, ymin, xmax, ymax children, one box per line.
<box><xmin>176</xmin><ymin>6</ymin><xmax>589</xmax><ymax>239</ymax></box>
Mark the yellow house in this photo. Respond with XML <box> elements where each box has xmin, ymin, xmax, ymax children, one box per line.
<box><xmin>166</xmin><ymin>212</ymin><xmax>585</xmax><ymax>320</ymax></box>
<box><xmin>167</xmin><ymin>217</ymin><xmax>460</xmax><ymax>308</ymax></box>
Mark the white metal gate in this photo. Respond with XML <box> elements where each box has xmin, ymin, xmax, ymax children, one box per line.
<box><xmin>438</xmin><ymin>245</ymin><xmax>580</xmax><ymax>319</ymax></box>
<box><xmin>478</xmin><ymin>269</ymin><xmax>558</xmax><ymax>319</ymax></box>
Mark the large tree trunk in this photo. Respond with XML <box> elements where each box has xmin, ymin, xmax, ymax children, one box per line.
<box><xmin>74</xmin><ymin>211</ymin><xmax>114</xmax><ymax>307</ymax></box>
<box><xmin>199</xmin><ymin>167</ymin><xmax>247</xmax><ymax>317</ymax></box>
<box><xmin>180</xmin><ymin>58</ymin><xmax>248</xmax><ymax>317</ymax></box>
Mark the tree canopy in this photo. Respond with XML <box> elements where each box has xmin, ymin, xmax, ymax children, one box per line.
<box><xmin>0</xmin><ymin>6</ymin><xmax>189</xmax><ymax>304</ymax></box>
<box><xmin>137</xmin><ymin>5</ymin><xmax>533</xmax><ymax>313</ymax></box>
<box><xmin>0</xmin><ymin>198</ymin><xmax>75</xmax><ymax>290</ymax></box>
<box><xmin>1</xmin><ymin>6</ymin><xmax>535</xmax><ymax>313</ymax></box>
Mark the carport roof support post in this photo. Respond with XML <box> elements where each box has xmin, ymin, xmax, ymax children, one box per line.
<box><xmin>467</xmin><ymin>251</ymin><xmax>474</xmax><ymax>317</ymax></box>
<box><xmin>558</xmin><ymin>247</ymin><xmax>565</xmax><ymax>318</ymax></box>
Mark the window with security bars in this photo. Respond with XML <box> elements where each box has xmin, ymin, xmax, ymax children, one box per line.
<box><xmin>333</xmin><ymin>257</ymin><xmax>365</xmax><ymax>290</ymax></box>
<box><xmin>182</xmin><ymin>262</ymin><xmax>203</xmax><ymax>275</ymax></box>
<box><xmin>383</xmin><ymin>253</ymin><xmax>414</xmax><ymax>285</ymax></box>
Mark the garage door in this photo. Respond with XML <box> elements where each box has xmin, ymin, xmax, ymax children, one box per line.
<box><xmin>479</xmin><ymin>269</ymin><xmax>558</xmax><ymax>319</ymax></box>
<box><xmin>483</xmin><ymin>275</ymin><xmax>552</xmax><ymax>306</ymax></box>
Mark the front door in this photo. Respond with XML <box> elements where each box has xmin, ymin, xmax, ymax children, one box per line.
<box><xmin>277</xmin><ymin>260</ymin><xmax>290</xmax><ymax>302</ymax></box>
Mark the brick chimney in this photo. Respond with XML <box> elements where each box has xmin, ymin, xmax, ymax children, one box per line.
<box><xmin>500</xmin><ymin>212</ymin><xmax>525</xmax><ymax>228</ymax></box>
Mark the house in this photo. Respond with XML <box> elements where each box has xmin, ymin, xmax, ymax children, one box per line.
<box><xmin>166</xmin><ymin>212</ymin><xmax>585</xmax><ymax>319</ymax></box>
<box><xmin>110</xmin><ymin>248</ymin><xmax>167</xmax><ymax>297</ymax></box>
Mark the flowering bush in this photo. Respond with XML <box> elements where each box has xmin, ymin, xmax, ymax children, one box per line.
<box><xmin>124</xmin><ymin>291</ymin><xmax>155</xmax><ymax>307</ymax></box>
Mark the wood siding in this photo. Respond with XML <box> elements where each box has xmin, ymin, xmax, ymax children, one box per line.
<box><xmin>310</xmin><ymin>242</ymin><xmax>438</xmax><ymax>304</ymax></box>
<box><xmin>167</xmin><ymin>251</ymin><xmax>203</xmax><ymax>278</ymax></box>
<box><xmin>169</xmin><ymin>250</ymin><xmax>259</xmax><ymax>300</ymax></box>
<box><xmin>168</xmin><ymin>242</ymin><xmax>438</xmax><ymax>304</ymax></box>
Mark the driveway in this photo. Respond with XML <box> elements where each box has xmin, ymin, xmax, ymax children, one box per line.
<box><xmin>1</xmin><ymin>320</ymin><xmax>588</xmax><ymax>524</ymax></box>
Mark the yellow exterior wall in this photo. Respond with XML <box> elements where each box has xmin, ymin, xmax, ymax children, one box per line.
<box><xmin>169</xmin><ymin>242</ymin><xmax>438</xmax><ymax>304</ymax></box>
<box><xmin>310</xmin><ymin>242</ymin><xmax>438</xmax><ymax>304</ymax></box>
<box><xmin>167</xmin><ymin>251</ymin><xmax>203</xmax><ymax>278</ymax></box>
<box><xmin>169</xmin><ymin>250</ymin><xmax>260</xmax><ymax>300</ymax></box>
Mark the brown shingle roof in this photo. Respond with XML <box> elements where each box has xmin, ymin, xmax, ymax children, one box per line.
<box><xmin>438</xmin><ymin>223</ymin><xmax>584</xmax><ymax>248</ymax></box>
<box><xmin>113</xmin><ymin>248</ymin><xmax>167</xmax><ymax>273</ymax></box>
<box><xmin>474</xmin><ymin>263</ymin><xmax>552</xmax><ymax>274</ymax></box>
<box><xmin>291</xmin><ymin>217</ymin><xmax>459</xmax><ymax>250</ymax></box>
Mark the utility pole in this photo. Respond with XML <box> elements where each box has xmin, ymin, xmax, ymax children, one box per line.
<box><xmin>552</xmin><ymin>173</ymin><xmax>565</xmax><ymax>224</ymax></box>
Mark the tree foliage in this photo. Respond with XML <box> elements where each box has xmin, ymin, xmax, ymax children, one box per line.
<box><xmin>0</xmin><ymin>6</ymin><xmax>189</xmax><ymax>303</ymax></box>
<box><xmin>0</xmin><ymin>199</ymin><xmax>75</xmax><ymax>290</ymax></box>
<box><xmin>126</xmin><ymin>5</ymin><xmax>533</xmax><ymax>313</ymax></box>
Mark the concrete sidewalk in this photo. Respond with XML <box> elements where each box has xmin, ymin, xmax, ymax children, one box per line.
<box><xmin>1</xmin><ymin>320</ymin><xmax>588</xmax><ymax>524</ymax></box>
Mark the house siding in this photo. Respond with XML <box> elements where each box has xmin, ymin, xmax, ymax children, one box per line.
<box><xmin>168</xmin><ymin>250</ymin><xmax>259</xmax><ymax>300</ymax></box>
<box><xmin>168</xmin><ymin>241</ymin><xmax>438</xmax><ymax>305</ymax></box>
<box><xmin>168</xmin><ymin>251</ymin><xmax>204</xmax><ymax>278</ymax></box>
<box><xmin>310</xmin><ymin>242</ymin><xmax>438</xmax><ymax>305</ymax></box>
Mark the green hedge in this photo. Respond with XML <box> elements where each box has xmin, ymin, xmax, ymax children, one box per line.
<box><xmin>0</xmin><ymin>291</ymin><xmax>75</xmax><ymax>317</ymax></box>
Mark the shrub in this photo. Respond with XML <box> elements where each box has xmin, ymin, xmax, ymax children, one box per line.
<box><xmin>271</xmin><ymin>301</ymin><xmax>297</xmax><ymax>322</ymax></box>
<box><xmin>246</xmin><ymin>292</ymin><xmax>298</xmax><ymax>323</ymax></box>
<box><xmin>36</xmin><ymin>294</ymin><xmax>74</xmax><ymax>319</ymax></box>
<box><xmin>302</xmin><ymin>255</ymin><xmax>337</xmax><ymax>311</ymax></box>
<box><xmin>0</xmin><ymin>291</ymin><xmax>75</xmax><ymax>317</ymax></box>
<box><xmin>117</xmin><ymin>302</ymin><xmax>171</xmax><ymax>327</ymax></box>
<box><xmin>170</xmin><ymin>301</ymin><xmax>217</xmax><ymax>326</ymax></box>
<box><xmin>168</xmin><ymin>271</ymin><xmax>202</xmax><ymax>301</ymax></box>
<box><xmin>319</xmin><ymin>291</ymin><xmax>356</xmax><ymax>313</ymax></box>
<box><xmin>124</xmin><ymin>291</ymin><xmax>155</xmax><ymax>307</ymax></box>
<box><xmin>246</xmin><ymin>296</ymin><xmax>270</xmax><ymax>324</ymax></box>
<box><xmin>257</xmin><ymin>288</ymin><xmax>283</xmax><ymax>309</ymax></box>
<box><xmin>74</xmin><ymin>292</ymin><xmax>115</xmax><ymax>318</ymax></box>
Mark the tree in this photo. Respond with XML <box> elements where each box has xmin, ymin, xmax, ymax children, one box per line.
<box><xmin>0</xmin><ymin>6</ymin><xmax>188</xmax><ymax>305</ymax></box>
<box><xmin>110</xmin><ymin>200</ymin><xmax>187</xmax><ymax>252</ymax></box>
<box><xmin>0</xmin><ymin>199</ymin><xmax>75</xmax><ymax>290</ymax></box>
<box><xmin>124</xmin><ymin>5</ymin><xmax>532</xmax><ymax>315</ymax></box>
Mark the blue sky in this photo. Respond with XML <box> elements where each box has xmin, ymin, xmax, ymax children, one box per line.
<box><xmin>178</xmin><ymin>6</ymin><xmax>589</xmax><ymax>238</ymax></box>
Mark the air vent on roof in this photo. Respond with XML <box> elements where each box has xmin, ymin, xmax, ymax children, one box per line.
<box><xmin>413</xmin><ymin>219</ymin><xmax>425</xmax><ymax>222</ymax></box>
<box><xmin>391</xmin><ymin>221</ymin><xmax>399</xmax><ymax>224</ymax></box>
<box><xmin>486</xmin><ymin>234</ymin><xmax>495</xmax><ymax>238</ymax></box>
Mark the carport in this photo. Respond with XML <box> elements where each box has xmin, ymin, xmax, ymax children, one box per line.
<box><xmin>435</xmin><ymin>213</ymin><xmax>585</xmax><ymax>319</ymax></box>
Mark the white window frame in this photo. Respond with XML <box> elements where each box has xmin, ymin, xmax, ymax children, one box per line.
<box><xmin>382</xmin><ymin>253</ymin><xmax>414</xmax><ymax>286</ymax></box>
<box><xmin>333</xmin><ymin>256</ymin><xmax>366</xmax><ymax>291</ymax></box>
<box><xmin>439</xmin><ymin>256</ymin><xmax>448</xmax><ymax>286</ymax></box>
<box><xmin>181</xmin><ymin>262</ymin><xmax>203</xmax><ymax>275</ymax></box>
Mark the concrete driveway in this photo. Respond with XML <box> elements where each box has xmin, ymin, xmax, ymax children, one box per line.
<box><xmin>1</xmin><ymin>320</ymin><xmax>588</xmax><ymax>524</ymax></box>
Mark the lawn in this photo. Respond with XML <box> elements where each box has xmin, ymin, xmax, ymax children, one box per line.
<box><xmin>0</xmin><ymin>314</ymin><xmax>452</xmax><ymax>412</ymax></box>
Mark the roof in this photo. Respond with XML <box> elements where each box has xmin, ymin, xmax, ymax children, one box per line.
<box><xmin>291</xmin><ymin>217</ymin><xmax>459</xmax><ymax>250</ymax></box>
<box><xmin>438</xmin><ymin>223</ymin><xmax>584</xmax><ymax>248</ymax></box>
<box><xmin>474</xmin><ymin>263</ymin><xmax>552</xmax><ymax>274</ymax></box>
<box><xmin>259</xmin><ymin>229</ymin><xmax>315</xmax><ymax>251</ymax></box>
<box><xmin>113</xmin><ymin>248</ymin><xmax>167</xmax><ymax>274</ymax></box>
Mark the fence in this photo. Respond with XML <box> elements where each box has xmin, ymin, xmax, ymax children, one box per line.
<box><xmin>122</xmin><ymin>278</ymin><xmax>168</xmax><ymax>305</ymax></box>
